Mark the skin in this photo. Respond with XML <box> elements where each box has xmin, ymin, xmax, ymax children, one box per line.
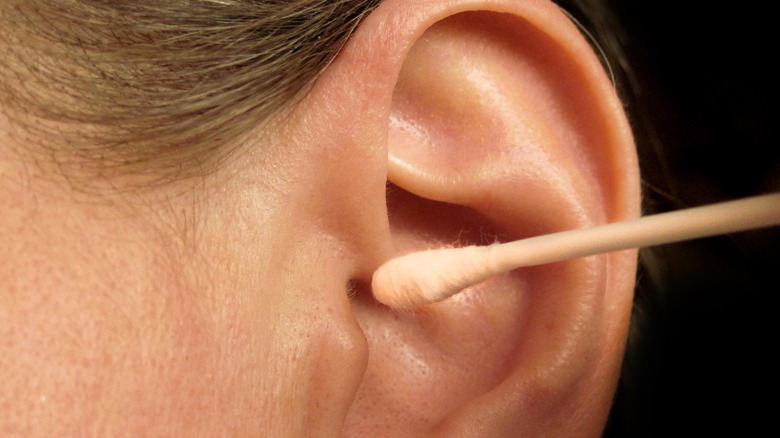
<box><xmin>0</xmin><ymin>105</ymin><xmax>377</xmax><ymax>436</ymax></box>
<box><xmin>0</xmin><ymin>0</ymin><xmax>640</xmax><ymax>436</ymax></box>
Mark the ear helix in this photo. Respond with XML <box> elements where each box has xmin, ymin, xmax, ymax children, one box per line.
<box><xmin>373</xmin><ymin>192</ymin><xmax>780</xmax><ymax>309</ymax></box>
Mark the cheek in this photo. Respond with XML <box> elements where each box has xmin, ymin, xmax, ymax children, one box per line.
<box><xmin>170</xmin><ymin>223</ymin><xmax>370</xmax><ymax>436</ymax></box>
<box><xmin>141</xmin><ymin>245</ymin><xmax>367</xmax><ymax>436</ymax></box>
<box><xmin>0</xmin><ymin>218</ymin><xmax>366</xmax><ymax>436</ymax></box>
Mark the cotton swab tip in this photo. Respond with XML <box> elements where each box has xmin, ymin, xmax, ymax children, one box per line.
<box><xmin>372</xmin><ymin>193</ymin><xmax>780</xmax><ymax>310</ymax></box>
<box><xmin>372</xmin><ymin>245</ymin><xmax>497</xmax><ymax>309</ymax></box>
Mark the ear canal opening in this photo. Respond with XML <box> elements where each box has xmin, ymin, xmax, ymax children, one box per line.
<box><xmin>347</xmin><ymin>181</ymin><xmax>532</xmax><ymax>434</ymax></box>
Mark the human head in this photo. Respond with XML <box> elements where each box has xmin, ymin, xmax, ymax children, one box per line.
<box><xmin>0</xmin><ymin>0</ymin><xmax>640</xmax><ymax>436</ymax></box>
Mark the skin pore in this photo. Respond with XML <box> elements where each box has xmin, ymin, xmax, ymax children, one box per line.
<box><xmin>2</xmin><ymin>0</ymin><xmax>639</xmax><ymax>436</ymax></box>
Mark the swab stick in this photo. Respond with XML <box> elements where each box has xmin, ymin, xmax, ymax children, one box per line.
<box><xmin>372</xmin><ymin>192</ymin><xmax>780</xmax><ymax>309</ymax></box>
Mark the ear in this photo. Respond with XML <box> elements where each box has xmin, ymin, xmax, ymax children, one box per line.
<box><xmin>290</xmin><ymin>0</ymin><xmax>640</xmax><ymax>436</ymax></box>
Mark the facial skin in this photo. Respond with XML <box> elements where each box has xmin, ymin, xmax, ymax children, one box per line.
<box><xmin>0</xmin><ymin>0</ymin><xmax>640</xmax><ymax>436</ymax></box>
<box><xmin>0</xmin><ymin>111</ymin><xmax>372</xmax><ymax>436</ymax></box>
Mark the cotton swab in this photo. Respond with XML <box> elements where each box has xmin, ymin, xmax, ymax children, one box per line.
<box><xmin>372</xmin><ymin>192</ymin><xmax>780</xmax><ymax>309</ymax></box>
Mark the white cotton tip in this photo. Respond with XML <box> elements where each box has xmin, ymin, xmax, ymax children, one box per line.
<box><xmin>371</xmin><ymin>245</ymin><xmax>498</xmax><ymax>309</ymax></box>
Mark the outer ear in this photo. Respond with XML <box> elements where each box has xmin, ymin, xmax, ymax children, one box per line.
<box><xmin>298</xmin><ymin>0</ymin><xmax>640</xmax><ymax>436</ymax></box>
<box><xmin>373</xmin><ymin>6</ymin><xmax>641</xmax><ymax>435</ymax></box>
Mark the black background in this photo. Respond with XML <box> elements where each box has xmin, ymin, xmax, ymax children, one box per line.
<box><xmin>602</xmin><ymin>2</ymin><xmax>778</xmax><ymax>436</ymax></box>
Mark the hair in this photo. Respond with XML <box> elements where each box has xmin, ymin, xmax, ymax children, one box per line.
<box><xmin>0</xmin><ymin>0</ymin><xmax>381</xmax><ymax>180</ymax></box>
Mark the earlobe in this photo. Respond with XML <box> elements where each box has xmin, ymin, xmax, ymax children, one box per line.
<box><xmin>332</xmin><ymin>1</ymin><xmax>640</xmax><ymax>436</ymax></box>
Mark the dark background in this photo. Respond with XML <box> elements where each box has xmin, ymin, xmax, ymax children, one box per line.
<box><xmin>601</xmin><ymin>2</ymin><xmax>779</xmax><ymax>436</ymax></box>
